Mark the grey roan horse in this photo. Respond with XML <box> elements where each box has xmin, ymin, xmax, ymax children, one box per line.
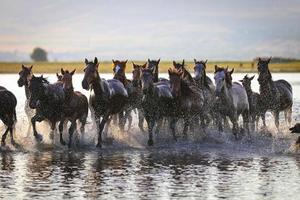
<box><xmin>82</xmin><ymin>57</ymin><xmax>128</xmax><ymax>148</ymax></box>
<box><xmin>214</xmin><ymin>66</ymin><xmax>250</xmax><ymax>138</ymax></box>
<box><xmin>257</xmin><ymin>57</ymin><xmax>293</xmax><ymax>130</ymax></box>
<box><xmin>0</xmin><ymin>86</ymin><xmax>17</xmax><ymax>146</ymax></box>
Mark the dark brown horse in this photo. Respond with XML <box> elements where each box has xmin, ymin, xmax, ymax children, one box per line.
<box><xmin>132</xmin><ymin>62</ymin><xmax>147</xmax><ymax>132</ymax></box>
<box><xmin>147</xmin><ymin>58</ymin><xmax>161</xmax><ymax>83</ymax></box>
<box><xmin>17</xmin><ymin>65</ymin><xmax>35</xmax><ymax>135</ymax></box>
<box><xmin>82</xmin><ymin>57</ymin><xmax>128</xmax><ymax>148</ymax></box>
<box><xmin>290</xmin><ymin>123</ymin><xmax>300</xmax><ymax>147</ymax></box>
<box><xmin>239</xmin><ymin>75</ymin><xmax>266</xmax><ymax>130</ymax></box>
<box><xmin>0</xmin><ymin>86</ymin><xmax>17</xmax><ymax>146</ymax></box>
<box><xmin>59</xmin><ymin>69</ymin><xmax>88</xmax><ymax>148</ymax></box>
<box><xmin>168</xmin><ymin>67</ymin><xmax>204</xmax><ymax>136</ymax></box>
<box><xmin>257</xmin><ymin>57</ymin><xmax>293</xmax><ymax>130</ymax></box>
<box><xmin>141</xmin><ymin>68</ymin><xmax>175</xmax><ymax>145</ymax></box>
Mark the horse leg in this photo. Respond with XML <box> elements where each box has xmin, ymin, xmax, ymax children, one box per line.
<box><xmin>1</xmin><ymin>127</ymin><xmax>9</xmax><ymax>146</ymax></box>
<box><xmin>285</xmin><ymin>107</ymin><xmax>292</xmax><ymax>127</ymax></box>
<box><xmin>145</xmin><ymin>115</ymin><xmax>155</xmax><ymax>146</ymax></box>
<box><xmin>242</xmin><ymin>111</ymin><xmax>250</xmax><ymax>136</ymax></box>
<box><xmin>138</xmin><ymin>108</ymin><xmax>145</xmax><ymax>132</ymax></box>
<box><xmin>125</xmin><ymin>110</ymin><xmax>133</xmax><ymax>131</ymax></box>
<box><xmin>31</xmin><ymin>114</ymin><xmax>44</xmax><ymax>142</ymax></box>
<box><xmin>58</xmin><ymin>120</ymin><xmax>66</xmax><ymax>145</ymax></box>
<box><xmin>169</xmin><ymin>118</ymin><xmax>178</xmax><ymax>142</ymax></box>
<box><xmin>229</xmin><ymin>114</ymin><xmax>239</xmax><ymax>139</ymax></box>
<box><xmin>182</xmin><ymin>117</ymin><xmax>190</xmax><ymax>138</ymax></box>
<box><xmin>273</xmin><ymin>111</ymin><xmax>280</xmax><ymax>131</ymax></box>
<box><xmin>118</xmin><ymin>112</ymin><xmax>125</xmax><ymax>132</ymax></box>
<box><xmin>96</xmin><ymin>113</ymin><xmax>110</xmax><ymax>148</ymax></box>
<box><xmin>26</xmin><ymin>115</ymin><xmax>32</xmax><ymax>137</ymax></box>
<box><xmin>68</xmin><ymin>119</ymin><xmax>76</xmax><ymax>148</ymax></box>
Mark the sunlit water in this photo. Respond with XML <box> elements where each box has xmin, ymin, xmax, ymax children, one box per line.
<box><xmin>1</xmin><ymin>73</ymin><xmax>300</xmax><ymax>199</ymax></box>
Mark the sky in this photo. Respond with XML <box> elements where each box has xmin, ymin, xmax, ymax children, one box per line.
<box><xmin>0</xmin><ymin>0</ymin><xmax>299</xmax><ymax>61</ymax></box>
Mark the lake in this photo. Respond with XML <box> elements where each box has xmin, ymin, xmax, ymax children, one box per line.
<box><xmin>0</xmin><ymin>73</ymin><xmax>300</xmax><ymax>199</ymax></box>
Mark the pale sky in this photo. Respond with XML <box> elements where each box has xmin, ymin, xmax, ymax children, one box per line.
<box><xmin>0</xmin><ymin>0</ymin><xmax>299</xmax><ymax>61</ymax></box>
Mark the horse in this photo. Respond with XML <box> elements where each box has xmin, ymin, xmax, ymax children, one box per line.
<box><xmin>17</xmin><ymin>64</ymin><xmax>35</xmax><ymax>135</ymax></box>
<box><xmin>239</xmin><ymin>75</ymin><xmax>266</xmax><ymax>131</ymax></box>
<box><xmin>28</xmin><ymin>75</ymin><xmax>65</xmax><ymax>142</ymax></box>
<box><xmin>132</xmin><ymin>62</ymin><xmax>147</xmax><ymax>132</ymax></box>
<box><xmin>147</xmin><ymin>58</ymin><xmax>161</xmax><ymax>83</ymax></box>
<box><xmin>59</xmin><ymin>69</ymin><xmax>88</xmax><ymax>147</ymax></box>
<box><xmin>214</xmin><ymin>66</ymin><xmax>250</xmax><ymax>138</ymax></box>
<box><xmin>257</xmin><ymin>57</ymin><xmax>293</xmax><ymax>130</ymax></box>
<box><xmin>193</xmin><ymin>59</ymin><xmax>216</xmax><ymax>125</ymax></box>
<box><xmin>289</xmin><ymin>123</ymin><xmax>300</xmax><ymax>147</ymax></box>
<box><xmin>140</xmin><ymin>67</ymin><xmax>175</xmax><ymax>145</ymax></box>
<box><xmin>82</xmin><ymin>57</ymin><xmax>128</xmax><ymax>148</ymax></box>
<box><xmin>168</xmin><ymin>67</ymin><xmax>204</xmax><ymax>136</ymax></box>
<box><xmin>0</xmin><ymin>86</ymin><xmax>17</xmax><ymax>146</ymax></box>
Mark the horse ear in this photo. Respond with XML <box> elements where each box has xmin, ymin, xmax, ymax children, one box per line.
<box><xmin>230</xmin><ymin>68</ymin><xmax>234</xmax><ymax>74</ymax></box>
<box><xmin>194</xmin><ymin>59</ymin><xmax>197</xmax><ymax>64</ymax></box>
<box><xmin>168</xmin><ymin>68</ymin><xmax>172</xmax><ymax>76</ymax></box>
<box><xmin>267</xmin><ymin>57</ymin><xmax>272</xmax><ymax>63</ymax></box>
<box><xmin>157</xmin><ymin>58</ymin><xmax>160</xmax><ymax>64</ymax></box>
<box><xmin>250</xmin><ymin>75</ymin><xmax>255</xmax><ymax>80</ymax></box>
<box><xmin>124</xmin><ymin>60</ymin><xmax>128</xmax><ymax>64</ymax></box>
<box><xmin>56</xmin><ymin>73</ymin><xmax>59</xmax><ymax>78</ymax></box>
<box><xmin>132</xmin><ymin>62</ymin><xmax>136</xmax><ymax>67</ymax></box>
<box><xmin>204</xmin><ymin>59</ymin><xmax>208</xmax><ymax>64</ymax></box>
<box><xmin>70</xmin><ymin>69</ymin><xmax>76</xmax><ymax>75</ymax></box>
<box><xmin>182</xmin><ymin>59</ymin><xmax>185</xmax><ymax>66</ymax></box>
<box><xmin>61</xmin><ymin>68</ymin><xmax>65</xmax><ymax>75</ymax></box>
<box><xmin>85</xmin><ymin>58</ymin><xmax>89</xmax><ymax>64</ymax></box>
<box><xmin>214</xmin><ymin>65</ymin><xmax>218</xmax><ymax>72</ymax></box>
<box><xmin>148</xmin><ymin>58</ymin><xmax>150</xmax><ymax>63</ymax></box>
<box><xmin>94</xmin><ymin>57</ymin><xmax>98</xmax><ymax>64</ymax></box>
<box><xmin>22</xmin><ymin>64</ymin><xmax>26</xmax><ymax>70</ymax></box>
<box><xmin>258</xmin><ymin>57</ymin><xmax>261</xmax><ymax>62</ymax></box>
<box><xmin>173</xmin><ymin>61</ymin><xmax>176</xmax><ymax>67</ymax></box>
<box><xmin>142</xmin><ymin>62</ymin><xmax>147</xmax><ymax>68</ymax></box>
<box><xmin>30</xmin><ymin>65</ymin><xmax>33</xmax><ymax>70</ymax></box>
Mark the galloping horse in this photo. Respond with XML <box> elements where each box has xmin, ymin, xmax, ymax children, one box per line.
<box><xmin>82</xmin><ymin>57</ymin><xmax>128</xmax><ymax>147</ymax></box>
<box><xmin>214</xmin><ymin>66</ymin><xmax>250</xmax><ymax>138</ymax></box>
<box><xmin>168</xmin><ymin>68</ymin><xmax>204</xmax><ymax>136</ymax></box>
<box><xmin>132</xmin><ymin>62</ymin><xmax>147</xmax><ymax>132</ymax></box>
<box><xmin>239</xmin><ymin>75</ymin><xmax>266</xmax><ymax>130</ymax></box>
<box><xmin>29</xmin><ymin>75</ymin><xmax>65</xmax><ymax>142</ymax></box>
<box><xmin>141</xmin><ymin>68</ymin><xmax>175</xmax><ymax>145</ymax></box>
<box><xmin>17</xmin><ymin>65</ymin><xmax>35</xmax><ymax>135</ymax></box>
<box><xmin>59</xmin><ymin>69</ymin><xmax>88</xmax><ymax>147</ymax></box>
<box><xmin>257</xmin><ymin>57</ymin><xmax>293</xmax><ymax>130</ymax></box>
<box><xmin>0</xmin><ymin>86</ymin><xmax>17</xmax><ymax>146</ymax></box>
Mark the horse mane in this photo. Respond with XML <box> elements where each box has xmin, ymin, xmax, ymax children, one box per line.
<box><xmin>32</xmin><ymin>76</ymin><xmax>49</xmax><ymax>84</ymax></box>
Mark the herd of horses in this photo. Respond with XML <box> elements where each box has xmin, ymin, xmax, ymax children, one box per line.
<box><xmin>0</xmin><ymin>57</ymin><xmax>298</xmax><ymax>148</ymax></box>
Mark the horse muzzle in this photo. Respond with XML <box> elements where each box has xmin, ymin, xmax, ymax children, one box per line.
<box><xmin>82</xmin><ymin>80</ymin><xmax>89</xmax><ymax>90</ymax></box>
<box><xmin>17</xmin><ymin>79</ymin><xmax>24</xmax><ymax>87</ymax></box>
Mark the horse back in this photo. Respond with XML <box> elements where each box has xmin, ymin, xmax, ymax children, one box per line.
<box><xmin>107</xmin><ymin>79</ymin><xmax>128</xmax><ymax>98</ymax></box>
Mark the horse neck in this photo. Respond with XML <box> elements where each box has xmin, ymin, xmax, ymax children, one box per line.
<box><xmin>220</xmin><ymin>83</ymin><xmax>232</xmax><ymax>103</ymax></box>
<box><xmin>258</xmin><ymin>72</ymin><xmax>274</xmax><ymax>96</ymax></box>
<box><xmin>114</xmin><ymin>73</ymin><xmax>128</xmax><ymax>86</ymax></box>
<box><xmin>91</xmin><ymin>75</ymin><xmax>105</xmax><ymax>98</ymax></box>
<box><xmin>64</xmin><ymin>85</ymin><xmax>74</xmax><ymax>101</ymax></box>
<box><xmin>132</xmin><ymin>79</ymin><xmax>141</xmax><ymax>88</ymax></box>
<box><xmin>25</xmin><ymin>85</ymin><xmax>31</xmax><ymax>99</ymax></box>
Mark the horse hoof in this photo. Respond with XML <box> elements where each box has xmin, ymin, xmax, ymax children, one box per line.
<box><xmin>147</xmin><ymin>139</ymin><xmax>154</xmax><ymax>146</ymax></box>
<box><xmin>34</xmin><ymin>134</ymin><xmax>43</xmax><ymax>142</ymax></box>
<box><xmin>96</xmin><ymin>143</ymin><xmax>102</xmax><ymax>148</ymax></box>
<box><xmin>60</xmin><ymin>140</ymin><xmax>66</xmax><ymax>146</ymax></box>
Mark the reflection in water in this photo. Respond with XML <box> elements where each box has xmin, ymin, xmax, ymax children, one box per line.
<box><xmin>0</xmin><ymin>148</ymin><xmax>300</xmax><ymax>199</ymax></box>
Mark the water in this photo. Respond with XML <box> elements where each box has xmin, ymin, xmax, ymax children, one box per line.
<box><xmin>1</xmin><ymin>73</ymin><xmax>300</xmax><ymax>199</ymax></box>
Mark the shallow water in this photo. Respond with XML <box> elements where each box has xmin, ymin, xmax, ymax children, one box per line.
<box><xmin>1</xmin><ymin>73</ymin><xmax>300</xmax><ymax>199</ymax></box>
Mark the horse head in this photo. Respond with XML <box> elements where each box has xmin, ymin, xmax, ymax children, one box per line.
<box><xmin>214</xmin><ymin>65</ymin><xmax>232</xmax><ymax>97</ymax></box>
<box><xmin>172</xmin><ymin>60</ymin><xmax>185</xmax><ymax>70</ymax></box>
<box><xmin>56</xmin><ymin>73</ymin><xmax>63</xmax><ymax>82</ymax></box>
<box><xmin>193</xmin><ymin>59</ymin><xmax>207</xmax><ymax>82</ymax></box>
<box><xmin>82</xmin><ymin>57</ymin><xmax>99</xmax><ymax>90</ymax></box>
<box><xmin>61</xmin><ymin>68</ymin><xmax>76</xmax><ymax>91</ymax></box>
<box><xmin>257</xmin><ymin>57</ymin><xmax>271</xmax><ymax>73</ymax></box>
<box><xmin>28</xmin><ymin>75</ymin><xmax>49</xmax><ymax>109</ymax></box>
<box><xmin>168</xmin><ymin>67</ymin><xmax>183</xmax><ymax>98</ymax></box>
<box><xmin>18</xmin><ymin>64</ymin><xmax>33</xmax><ymax>87</ymax></box>
<box><xmin>141</xmin><ymin>68</ymin><xmax>154</xmax><ymax>94</ymax></box>
<box><xmin>239</xmin><ymin>74</ymin><xmax>255</xmax><ymax>89</ymax></box>
<box><xmin>147</xmin><ymin>58</ymin><xmax>160</xmax><ymax>73</ymax></box>
<box><xmin>132</xmin><ymin>62</ymin><xmax>146</xmax><ymax>87</ymax></box>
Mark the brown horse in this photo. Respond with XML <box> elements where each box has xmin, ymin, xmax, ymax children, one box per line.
<box><xmin>82</xmin><ymin>57</ymin><xmax>128</xmax><ymax>148</ymax></box>
<box><xmin>239</xmin><ymin>75</ymin><xmax>266</xmax><ymax>130</ymax></box>
<box><xmin>59</xmin><ymin>69</ymin><xmax>88</xmax><ymax>148</ymax></box>
<box><xmin>132</xmin><ymin>62</ymin><xmax>147</xmax><ymax>132</ymax></box>
<box><xmin>257</xmin><ymin>57</ymin><xmax>293</xmax><ymax>130</ymax></box>
<box><xmin>17</xmin><ymin>65</ymin><xmax>35</xmax><ymax>135</ymax></box>
<box><xmin>0</xmin><ymin>86</ymin><xmax>17</xmax><ymax>146</ymax></box>
<box><xmin>168</xmin><ymin>67</ymin><xmax>204</xmax><ymax>136</ymax></box>
<box><xmin>147</xmin><ymin>58</ymin><xmax>161</xmax><ymax>83</ymax></box>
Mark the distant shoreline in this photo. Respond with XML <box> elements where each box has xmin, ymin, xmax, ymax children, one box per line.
<box><xmin>1</xmin><ymin>61</ymin><xmax>300</xmax><ymax>73</ymax></box>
